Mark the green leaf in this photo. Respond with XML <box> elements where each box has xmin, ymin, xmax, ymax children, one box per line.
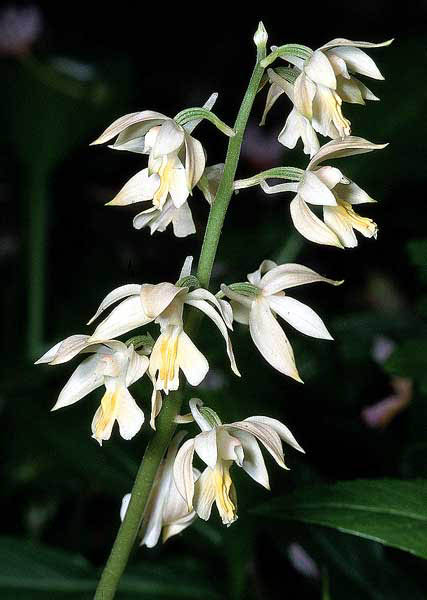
<box><xmin>253</xmin><ymin>479</ymin><xmax>427</xmax><ymax>559</ymax></box>
<box><xmin>0</xmin><ymin>537</ymin><xmax>221</xmax><ymax>599</ymax></box>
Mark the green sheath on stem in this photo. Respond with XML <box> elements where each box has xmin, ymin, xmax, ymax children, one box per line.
<box><xmin>94</xmin><ymin>38</ymin><xmax>266</xmax><ymax>600</ymax></box>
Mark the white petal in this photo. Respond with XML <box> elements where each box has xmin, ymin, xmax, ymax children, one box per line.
<box><xmin>249</xmin><ymin>297</ymin><xmax>301</xmax><ymax>382</ymax></box>
<box><xmin>245</xmin><ymin>416</ymin><xmax>305</xmax><ymax>453</ymax></box>
<box><xmin>116</xmin><ymin>388</ymin><xmax>145</xmax><ymax>440</ymax></box>
<box><xmin>192</xmin><ymin>467</ymin><xmax>216</xmax><ymax>521</ymax></box>
<box><xmin>173</xmin><ymin>438</ymin><xmax>196</xmax><ymax>509</ymax></box>
<box><xmin>120</xmin><ymin>493</ymin><xmax>131</xmax><ymax>522</ymax></box>
<box><xmin>140</xmin><ymin>283</ymin><xmax>185</xmax><ymax>319</ymax></box>
<box><xmin>327</xmin><ymin>53</ymin><xmax>350</xmax><ymax>79</ymax></box>
<box><xmin>90</xmin><ymin>111</ymin><xmax>168</xmax><ymax>145</ymax></box>
<box><xmin>176</xmin><ymin>331</ymin><xmax>209</xmax><ymax>386</ymax></box>
<box><xmin>329</xmin><ymin>46</ymin><xmax>384</xmax><ymax>80</ymax></box>
<box><xmin>169</xmin><ymin>164</ymin><xmax>190</xmax><ymax>208</ymax></box>
<box><xmin>335</xmin><ymin>180</ymin><xmax>375</xmax><ymax>205</ymax></box>
<box><xmin>179</xmin><ymin>256</ymin><xmax>193</xmax><ymax>279</ymax></box>
<box><xmin>52</xmin><ymin>354</ymin><xmax>104</xmax><ymax>410</ymax></box>
<box><xmin>194</xmin><ymin>429</ymin><xmax>218</xmax><ymax>468</ymax></box>
<box><xmin>125</xmin><ymin>349</ymin><xmax>149</xmax><ymax>386</ymax></box>
<box><xmin>308</xmin><ymin>136</ymin><xmax>388</xmax><ymax>169</ymax></box>
<box><xmin>247</xmin><ymin>260</ymin><xmax>277</xmax><ymax>285</ymax></box>
<box><xmin>260</xmin><ymin>81</ymin><xmax>285</xmax><ymax>126</ymax></box>
<box><xmin>186</xmin><ymin>288</ymin><xmax>234</xmax><ymax>327</ymax></box>
<box><xmin>290</xmin><ymin>196</ymin><xmax>343</xmax><ymax>248</ymax></box>
<box><xmin>231</xmin><ymin>300</ymin><xmax>250</xmax><ymax>325</ymax></box>
<box><xmin>304</xmin><ymin>50</ymin><xmax>336</xmax><ymax>89</ymax></box>
<box><xmin>189</xmin><ymin>398</ymin><xmax>214</xmax><ymax>432</ymax></box>
<box><xmin>217</xmin><ymin>428</ymin><xmax>244</xmax><ymax>464</ymax></box>
<box><xmin>184</xmin><ymin>134</ymin><xmax>206</xmax><ymax>189</ymax></box>
<box><xmin>229</xmin><ymin>420</ymin><xmax>287</xmax><ymax>469</ymax></box>
<box><xmin>183</xmin><ymin>92</ymin><xmax>218</xmax><ymax>133</ymax></box>
<box><xmin>35</xmin><ymin>334</ymin><xmax>91</xmax><ymax>365</ymax></box>
<box><xmin>218</xmin><ymin>299</ymin><xmax>234</xmax><ymax>330</ymax></box>
<box><xmin>313</xmin><ymin>166</ymin><xmax>344</xmax><ymax>189</ymax></box>
<box><xmin>298</xmin><ymin>171</ymin><xmax>337</xmax><ymax>206</ymax></box>
<box><xmin>184</xmin><ymin>298</ymin><xmax>240</xmax><ymax>377</ymax></box>
<box><xmin>90</xmin><ymin>296</ymin><xmax>151</xmax><ymax>341</ymax></box>
<box><xmin>171</xmin><ymin>203</ymin><xmax>196</xmax><ymax>238</ymax></box>
<box><xmin>277</xmin><ymin>108</ymin><xmax>302</xmax><ymax>150</ymax></box>
<box><xmin>152</xmin><ymin>119</ymin><xmax>184</xmax><ymax>158</ymax></box>
<box><xmin>150</xmin><ymin>385</ymin><xmax>163</xmax><ymax>430</ymax></box>
<box><xmin>268</xmin><ymin>295</ymin><xmax>333</xmax><ymax>340</ymax></box>
<box><xmin>293</xmin><ymin>73</ymin><xmax>317</xmax><ymax>119</ymax></box>
<box><xmin>259</xmin><ymin>263</ymin><xmax>342</xmax><ymax>296</ymax></box>
<box><xmin>87</xmin><ymin>285</ymin><xmax>141</xmax><ymax>326</ymax></box>
<box><xmin>228</xmin><ymin>429</ymin><xmax>270</xmax><ymax>489</ymax></box>
<box><xmin>320</xmin><ymin>38</ymin><xmax>393</xmax><ymax>51</ymax></box>
<box><xmin>336</xmin><ymin>77</ymin><xmax>366</xmax><ymax>105</ymax></box>
<box><xmin>108</xmin><ymin>169</ymin><xmax>160</xmax><ymax>206</ymax></box>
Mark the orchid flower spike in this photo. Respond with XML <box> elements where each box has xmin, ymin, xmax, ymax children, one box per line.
<box><xmin>221</xmin><ymin>260</ymin><xmax>342</xmax><ymax>382</ymax></box>
<box><xmin>173</xmin><ymin>399</ymin><xmax>304</xmax><ymax>526</ymax></box>
<box><xmin>35</xmin><ymin>335</ymin><xmax>149</xmax><ymax>444</ymax></box>
<box><xmin>262</xmin><ymin>38</ymin><xmax>392</xmax><ymax>156</ymax></box>
<box><xmin>121</xmin><ymin>431</ymin><xmax>199</xmax><ymax>547</ymax></box>
<box><xmin>260</xmin><ymin>136</ymin><xmax>387</xmax><ymax>248</ymax></box>
<box><xmin>86</xmin><ymin>257</ymin><xmax>240</xmax><ymax>395</ymax></box>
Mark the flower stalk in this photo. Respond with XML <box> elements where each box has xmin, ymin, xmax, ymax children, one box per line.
<box><xmin>93</xmin><ymin>27</ymin><xmax>267</xmax><ymax>600</ymax></box>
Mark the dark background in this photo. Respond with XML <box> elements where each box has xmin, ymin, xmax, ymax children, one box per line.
<box><xmin>1</xmin><ymin>2</ymin><xmax>427</xmax><ymax>598</ymax></box>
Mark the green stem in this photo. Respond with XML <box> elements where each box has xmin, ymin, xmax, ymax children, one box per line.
<box><xmin>94</xmin><ymin>393</ymin><xmax>182</xmax><ymax>600</ymax></box>
<box><xmin>94</xmin><ymin>38</ymin><xmax>266</xmax><ymax>600</ymax></box>
<box><xmin>28</xmin><ymin>167</ymin><xmax>49</xmax><ymax>360</ymax></box>
<box><xmin>196</xmin><ymin>45</ymin><xmax>266</xmax><ymax>288</ymax></box>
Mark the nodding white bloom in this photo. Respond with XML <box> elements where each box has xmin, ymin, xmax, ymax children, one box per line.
<box><xmin>173</xmin><ymin>399</ymin><xmax>304</xmax><ymax>526</ymax></box>
<box><xmin>91</xmin><ymin>96</ymin><xmax>219</xmax><ymax>238</ymax></box>
<box><xmin>263</xmin><ymin>38</ymin><xmax>391</xmax><ymax>155</ymax></box>
<box><xmin>261</xmin><ymin>137</ymin><xmax>387</xmax><ymax>248</ymax></box>
<box><xmin>35</xmin><ymin>335</ymin><xmax>149</xmax><ymax>444</ymax></box>
<box><xmin>121</xmin><ymin>431</ymin><xmax>198</xmax><ymax>547</ymax></box>
<box><xmin>222</xmin><ymin>261</ymin><xmax>341</xmax><ymax>382</ymax></box>
<box><xmin>87</xmin><ymin>257</ymin><xmax>240</xmax><ymax>395</ymax></box>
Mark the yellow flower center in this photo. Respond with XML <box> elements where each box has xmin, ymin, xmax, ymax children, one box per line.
<box><xmin>153</xmin><ymin>156</ymin><xmax>176</xmax><ymax>209</ymax></box>
<box><xmin>213</xmin><ymin>461</ymin><xmax>237</xmax><ymax>525</ymax></box>
<box><xmin>158</xmin><ymin>327</ymin><xmax>180</xmax><ymax>390</ymax></box>
<box><xmin>337</xmin><ymin>200</ymin><xmax>377</xmax><ymax>236</ymax></box>
<box><xmin>93</xmin><ymin>385</ymin><xmax>119</xmax><ymax>442</ymax></box>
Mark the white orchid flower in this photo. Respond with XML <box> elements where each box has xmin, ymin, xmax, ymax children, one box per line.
<box><xmin>35</xmin><ymin>335</ymin><xmax>149</xmax><ymax>444</ymax></box>
<box><xmin>173</xmin><ymin>399</ymin><xmax>304</xmax><ymax>526</ymax></box>
<box><xmin>87</xmin><ymin>257</ymin><xmax>240</xmax><ymax>395</ymax></box>
<box><xmin>221</xmin><ymin>260</ymin><xmax>341</xmax><ymax>382</ymax></box>
<box><xmin>121</xmin><ymin>431</ymin><xmax>198</xmax><ymax>547</ymax></box>
<box><xmin>263</xmin><ymin>38</ymin><xmax>391</xmax><ymax>154</ymax></box>
<box><xmin>91</xmin><ymin>95</ymin><xmax>221</xmax><ymax>238</ymax></box>
<box><xmin>260</xmin><ymin>136</ymin><xmax>387</xmax><ymax>248</ymax></box>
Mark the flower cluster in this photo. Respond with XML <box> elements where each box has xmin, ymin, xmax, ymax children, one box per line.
<box><xmin>36</xmin><ymin>24</ymin><xmax>390</xmax><ymax>548</ymax></box>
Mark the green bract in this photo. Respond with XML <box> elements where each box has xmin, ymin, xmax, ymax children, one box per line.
<box><xmin>174</xmin><ymin>108</ymin><xmax>235</xmax><ymax>137</ymax></box>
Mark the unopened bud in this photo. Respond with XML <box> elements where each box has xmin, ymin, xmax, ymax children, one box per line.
<box><xmin>253</xmin><ymin>21</ymin><xmax>268</xmax><ymax>50</ymax></box>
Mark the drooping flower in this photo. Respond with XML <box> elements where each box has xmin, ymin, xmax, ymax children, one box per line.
<box><xmin>221</xmin><ymin>260</ymin><xmax>341</xmax><ymax>382</ymax></box>
<box><xmin>259</xmin><ymin>137</ymin><xmax>387</xmax><ymax>248</ymax></box>
<box><xmin>87</xmin><ymin>257</ymin><xmax>240</xmax><ymax>395</ymax></box>
<box><xmin>262</xmin><ymin>38</ymin><xmax>391</xmax><ymax>155</ymax></box>
<box><xmin>173</xmin><ymin>399</ymin><xmax>304</xmax><ymax>526</ymax></box>
<box><xmin>91</xmin><ymin>95</ymin><xmax>229</xmax><ymax>237</ymax></box>
<box><xmin>120</xmin><ymin>431</ymin><xmax>199</xmax><ymax>547</ymax></box>
<box><xmin>35</xmin><ymin>335</ymin><xmax>149</xmax><ymax>444</ymax></box>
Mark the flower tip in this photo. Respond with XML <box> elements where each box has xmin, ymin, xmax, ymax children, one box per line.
<box><xmin>334</xmin><ymin>279</ymin><xmax>345</xmax><ymax>286</ymax></box>
<box><xmin>254</xmin><ymin>21</ymin><xmax>268</xmax><ymax>49</ymax></box>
